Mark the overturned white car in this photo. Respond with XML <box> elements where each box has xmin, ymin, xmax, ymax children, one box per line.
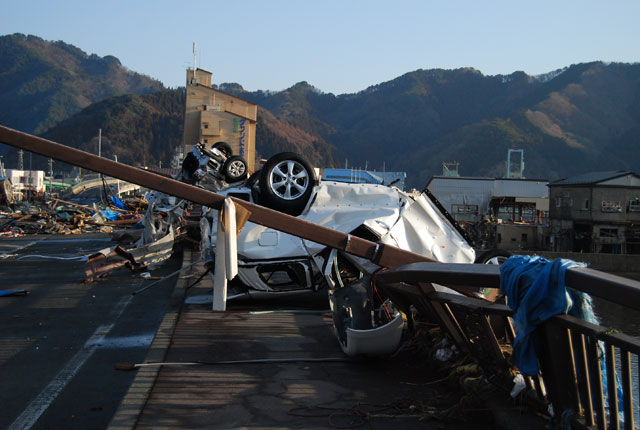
<box><xmin>193</xmin><ymin>151</ymin><xmax>481</xmax><ymax>357</ymax></box>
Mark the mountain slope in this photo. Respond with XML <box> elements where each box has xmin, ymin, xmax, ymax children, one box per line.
<box><xmin>2</xmin><ymin>88</ymin><xmax>336</xmax><ymax>174</ymax></box>
<box><xmin>0</xmin><ymin>33</ymin><xmax>163</xmax><ymax>135</ymax></box>
<box><xmin>229</xmin><ymin>62</ymin><xmax>640</xmax><ymax>187</ymax></box>
<box><xmin>255</xmin><ymin>107</ymin><xmax>336</xmax><ymax>167</ymax></box>
<box><xmin>2</xmin><ymin>34</ymin><xmax>639</xmax><ymax>188</ymax></box>
<box><xmin>3</xmin><ymin>90</ymin><xmax>185</xmax><ymax>172</ymax></box>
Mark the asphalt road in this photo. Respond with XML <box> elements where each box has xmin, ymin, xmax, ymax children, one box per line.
<box><xmin>0</xmin><ymin>234</ymin><xmax>181</xmax><ymax>430</ymax></box>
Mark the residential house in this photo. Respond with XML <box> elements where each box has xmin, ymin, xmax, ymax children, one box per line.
<box><xmin>548</xmin><ymin>171</ymin><xmax>640</xmax><ymax>253</ymax></box>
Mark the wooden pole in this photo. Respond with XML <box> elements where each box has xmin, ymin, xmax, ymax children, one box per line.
<box><xmin>0</xmin><ymin>125</ymin><xmax>433</xmax><ymax>268</ymax></box>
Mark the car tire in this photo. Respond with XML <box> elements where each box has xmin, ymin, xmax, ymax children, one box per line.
<box><xmin>474</xmin><ymin>249</ymin><xmax>512</xmax><ymax>301</ymax></box>
<box><xmin>212</xmin><ymin>141</ymin><xmax>233</xmax><ymax>157</ymax></box>
<box><xmin>258</xmin><ymin>152</ymin><xmax>316</xmax><ymax>216</ymax></box>
<box><xmin>475</xmin><ymin>249</ymin><xmax>512</xmax><ymax>265</ymax></box>
<box><xmin>246</xmin><ymin>170</ymin><xmax>261</xmax><ymax>204</ymax></box>
<box><xmin>222</xmin><ymin>155</ymin><xmax>248</xmax><ymax>182</ymax></box>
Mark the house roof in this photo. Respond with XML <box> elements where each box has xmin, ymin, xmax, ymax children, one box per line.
<box><xmin>549</xmin><ymin>171</ymin><xmax>637</xmax><ymax>186</ymax></box>
<box><xmin>426</xmin><ymin>176</ymin><xmax>549</xmax><ymax>186</ymax></box>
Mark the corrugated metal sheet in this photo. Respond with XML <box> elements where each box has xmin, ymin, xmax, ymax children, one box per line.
<box><xmin>427</xmin><ymin>176</ymin><xmax>549</xmax><ymax>221</ymax></box>
<box><xmin>549</xmin><ymin>171</ymin><xmax>636</xmax><ymax>186</ymax></box>
<box><xmin>493</xmin><ymin>179</ymin><xmax>548</xmax><ymax>197</ymax></box>
<box><xmin>427</xmin><ymin>177</ymin><xmax>494</xmax><ymax>219</ymax></box>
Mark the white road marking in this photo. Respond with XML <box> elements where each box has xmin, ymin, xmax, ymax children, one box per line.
<box><xmin>85</xmin><ymin>333</ymin><xmax>155</xmax><ymax>349</ymax></box>
<box><xmin>8</xmin><ymin>295</ymin><xmax>133</xmax><ymax>430</ymax></box>
<box><xmin>0</xmin><ymin>241</ymin><xmax>36</xmax><ymax>255</ymax></box>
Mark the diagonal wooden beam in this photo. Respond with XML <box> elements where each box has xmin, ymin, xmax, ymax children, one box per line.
<box><xmin>0</xmin><ymin>125</ymin><xmax>433</xmax><ymax>268</ymax></box>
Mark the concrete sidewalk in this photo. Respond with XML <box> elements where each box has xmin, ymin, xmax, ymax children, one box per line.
<box><xmin>108</xmin><ymin>248</ymin><xmax>506</xmax><ymax>430</ymax></box>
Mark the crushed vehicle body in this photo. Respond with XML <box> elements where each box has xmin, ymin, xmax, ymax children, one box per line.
<box><xmin>204</xmin><ymin>181</ymin><xmax>475</xmax><ymax>293</ymax></box>
<box><xmin>195</xmin><ymin>148</ymin><xmax>477</xmax><ymax>356</ymax></box>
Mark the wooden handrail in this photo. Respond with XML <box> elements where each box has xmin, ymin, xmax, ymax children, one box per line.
<box><xmin>376</xmin><ymin>261</ymin><xmax>640</xmax><ymax>311</ymax></box>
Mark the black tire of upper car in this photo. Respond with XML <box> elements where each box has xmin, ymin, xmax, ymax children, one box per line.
<box><xmin>258</xmin><ymin>152</ymin><xmax>317</xmax><ymax>216</ymax></box>
<box><xmin>246</xmin><ymin>170</ymin><xmax>261</xmax><ymax>204</ymax></box>
<box><xmin>474</xmin><ymin>249</ymin><xmax>512</xmax><ymax>301</ymax></box>
<box><xmin>212</xmin><ymin>141</ymin><xmax>233</xmax><ymax>157</ymax></box>
<box><xmin>222</xmin><ymin>155</ymin><xmax>248</xmax><ymax>182</ymax></box>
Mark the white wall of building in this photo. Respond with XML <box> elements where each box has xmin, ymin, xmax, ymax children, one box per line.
<box><xmin>6</xmin><ymin>169</ymin><xmax>46</xmax><ymax>193</ymax></box>
<box><xmin>427</xmin><ymin>176</ymin><xmax>549</xmax><ymax>222</ymax></box>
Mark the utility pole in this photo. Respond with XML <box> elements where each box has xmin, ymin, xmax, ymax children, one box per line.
<box><xmin>98</xmin><ymin>129</ymin><xmax>103</xmax><ymax>187</ymax></box>
<box><xmin>28</xmin><ymin>151</ymin><xmax>32</xmax><ymax>201</ymax></box>
<box><xmin>48</xmin><ymin>158</ymin><xmax>53</xmax><ymax>194</ymax></box>
<box><xmin>114</xmin><ymin>155</ymin><xmax>120</xmax><ymax>197</ymax></box>
<box><xmin>18</xmin><ymin>149</ymin><xmax>24</xmax><ymax>170</ymax></box>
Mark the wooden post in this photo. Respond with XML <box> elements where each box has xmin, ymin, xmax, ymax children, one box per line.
<box><xmin>537</xmin><ymin>323</ymin><xmax>581</xmax><ymax>418</ymax></box>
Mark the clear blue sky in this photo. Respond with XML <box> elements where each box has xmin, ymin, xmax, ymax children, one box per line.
<box><xmin>2</xmin><ymin>0</ymin><xmax>639</xmax><ymax>94</ymax></box>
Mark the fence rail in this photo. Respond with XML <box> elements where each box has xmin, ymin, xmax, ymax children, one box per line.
<box><xmin>376</xmin><ymin>262</ymin><xmax>640</xmax><ymax>430</ymax></box>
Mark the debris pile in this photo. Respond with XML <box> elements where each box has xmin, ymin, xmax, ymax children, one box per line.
<box><xmin>0</xmin><ymin>197</ymin><xmax>147</xmax><ymax>237</ymax></box>
<box><xmin>83</xmin><ymin>192</ymin><xmax>200</xmax><ymax>282</ymax></box>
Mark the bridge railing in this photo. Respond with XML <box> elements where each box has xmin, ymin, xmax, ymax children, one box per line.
<box><xmin>376</xmin><ymin>262</ymin><xmax>640</xmax><ymax>430</ymax></box>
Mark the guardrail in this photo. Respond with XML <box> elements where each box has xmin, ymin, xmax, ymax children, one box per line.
<box><xmin>376</xmin><ymin>262</ymin><xmax>640</xmax><ymax>430</ymax></box>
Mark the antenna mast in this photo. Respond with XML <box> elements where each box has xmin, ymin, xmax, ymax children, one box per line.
<box><xmin>506</xmin><ymin>149</ymin><xmax>525</xmax><ymax>179</ymax></box>
<box><xmin>193</xmin><ymin>42</ymin><xmax>197</xmax><ymax>80</ymax></box>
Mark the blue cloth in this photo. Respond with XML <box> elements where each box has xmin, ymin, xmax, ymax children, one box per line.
<box><xmin>101</xmin><ymin>209</ymin><xmax>120</xmax><ymax>221</ymax></box>
<box><xmin>501</xmin><ymin>255</ymin><xmax>624</xmax><ymax>421</ymax></box>
<box><xmin>0</xmin><ymin>290</ymin><xmax>27</xmax><ymax>297</ymax></box>
<box><xmin>500</xmin><ymin>255</ymin><xmax>585</xmax><ymax>375</ymax></box>
<box><xmin>110</xmin><ymin>196</ymin><xmax>127</xmax><ymax>210</ymax></box>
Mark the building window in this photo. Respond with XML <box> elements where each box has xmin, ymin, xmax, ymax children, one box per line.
<box><xmin>599</xmin><ymin>228</ymin><xmax>618</xmax><ymax>238</ymax></box>
<box><xmin>204</xmin><ymin>123</ymin><xmax>209</xmax><ymax>129</ymax></box>
<box><xmin>629</xmin><ymin>199</ymin><xmax>640</xmax><ymax>212</ymax></box>
<box><xmin>451</xmin><ymin>204</ymin><xmax>478</xmax><ymax>215</ymax></box>
<box><xmin>582</xmin><ymin>199</ymin><xmax>590</xmax><ymax>210</ymax></box>
<box><xmin>601</xmin><ymin>201</ymin><xmax>622</xmax><ymax>213</ymax></box>
<box><xmin>556</xmin><ymin>197</ymin><xmax>573</xmax><ymax>207</ymax></box>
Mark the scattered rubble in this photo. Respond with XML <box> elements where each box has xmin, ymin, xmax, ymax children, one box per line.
<box><xmin>0</xmin><ymin>197</ymin><xmax>147</xmax><ymax>237</ymax></box>
<box><xmin>0</xmin><ymin>185</ymin><xmax>201</xmax><ymax>283</ymax></box>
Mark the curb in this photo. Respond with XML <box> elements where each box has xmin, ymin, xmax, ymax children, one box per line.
<box><xmin>107</xmin><ymin>246</ymin><xmax>195</xmax><ymax>430</ymax></box>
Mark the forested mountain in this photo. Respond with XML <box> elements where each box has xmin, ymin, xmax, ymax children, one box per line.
<box><xmin>1</xmin><ymin>34</ymin><xmax>639</xmax><ymax>188</ymax></box>
<box><xmin>46</xmin><ymin>91</ymin><xmax>185</xmax><ymax>169</ymax></box>
<box><xmin>0</xmin><ymin>33</ymin><xmax>162</xmax><ymax>136</ymax></box>
<box><xmin>225</xmin><ymin>62</ymin><xmax>640</xmax><ymax>188</ymax></box>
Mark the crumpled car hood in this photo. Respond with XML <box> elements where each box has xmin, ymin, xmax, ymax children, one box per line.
<box><xmin>233</xmin><ymin>182</ymin><xmax>475</xmax><ymax>263</ymax></box>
